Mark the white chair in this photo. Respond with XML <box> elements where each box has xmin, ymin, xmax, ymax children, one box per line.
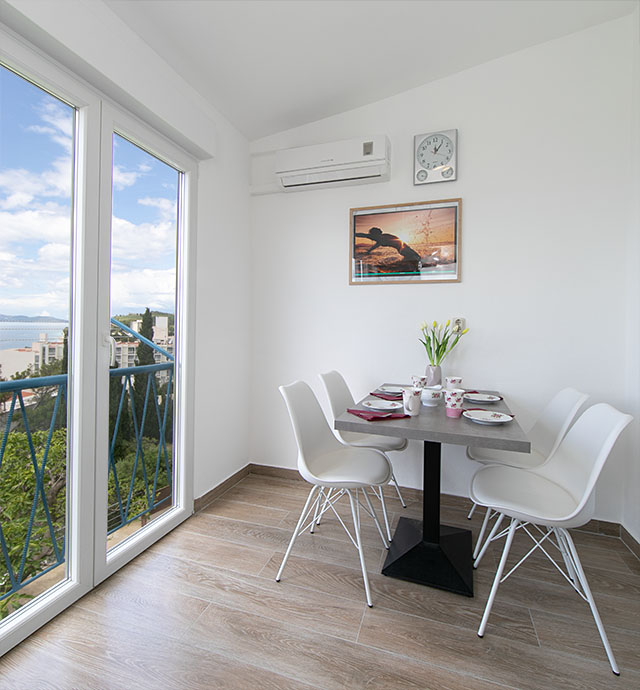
<box><xmin>318</xmin><ymin>370</ymin><xmax>407</xmax><ymax>540</ymax></box>
<box><xmin>466</xmin><ymin>387</ymin><xmax>588</xmax><ymax>558</ymax></box>
<box><xmin>276</xmin><ymin>380</ymin><xmax>392</xmax><ymax>607</ymax></box>
<box><xmin>471</xmin><ymin>403</ymin><xmax>632</xmax><ymax>675</ymax></box>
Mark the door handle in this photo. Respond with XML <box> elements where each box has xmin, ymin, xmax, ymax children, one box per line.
<box><xmin>103</xmin><ymin>333</ymin><xmax>117</xmax><ymax>366</ymax></box>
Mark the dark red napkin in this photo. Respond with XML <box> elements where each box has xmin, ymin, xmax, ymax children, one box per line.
<box><xmin>370</xmin><ymin>391</ymin><xmax>403</xmax><ymax>401</ymax></box>
<box><xmin>348</xmin><ymin>408</ymin><xmax>409</xmax><ymax>421</ymax></box>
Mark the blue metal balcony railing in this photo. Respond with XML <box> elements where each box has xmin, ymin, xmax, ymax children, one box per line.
<box><xmin>107</xmin><ymin>362</ymin><xmax>173</xmax><ymax>534</ymax></box>
<box><xmin>0</xmin><ymin>375</ymin><xmax>67</xmax><ymax>603</ymax></box>
<box><xmin>0</xmin><ymin>324</ymin><xmax>174</xmax><ymax>605</ymax></box>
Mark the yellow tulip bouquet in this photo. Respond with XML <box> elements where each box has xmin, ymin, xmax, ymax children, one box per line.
<box><xmin>419</xmin><ymin>319</ymin><xmax>469</xmax><ymax>366</ymax></box>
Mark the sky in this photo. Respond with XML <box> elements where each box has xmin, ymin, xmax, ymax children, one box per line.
<box><xmin>0</xmin><ymin>63</ymin><xmax>178</xmax><ymax>321</ymax></box>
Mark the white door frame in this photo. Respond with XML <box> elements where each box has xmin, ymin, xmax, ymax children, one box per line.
<box><xmin>0</xmin><ymin>26</ymin><xmax>197</xmax><ymax>654</ymax></box>
<box><xmin>0</xmin><ymin>26</ymin><xmax>100</xmax><ymax>655</ymax></box>
<box><xmin>93</xmin><ymin>102</ymin><xmax>196</xmax><ymax>585</ymax></box>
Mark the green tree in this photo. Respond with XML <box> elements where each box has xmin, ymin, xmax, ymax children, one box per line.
<box><xmin>135</xmin><ymin>308</ymin><xmax>155</xmax><ymax>367</ymax></box>
<box><xmin>133</xmin><ymin>308</ymin><xmax>159</xmax><ymax>440</ymax></box>
<box><xmin>0</xmin><ymin>428</ymin><xmax>67</xmax><ymax>618</ymax></box>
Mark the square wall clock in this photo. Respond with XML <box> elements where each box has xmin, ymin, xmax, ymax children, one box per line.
<box><xmin>414</xmin><ymin>129</ymin><xmax>457</xmax><ymax>184</ymax></box>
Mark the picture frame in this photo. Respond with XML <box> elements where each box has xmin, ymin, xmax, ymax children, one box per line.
<box><xmin>350</xmin><ymin>198</ymin><xmax>461</xmax><ymax>285</ymax></box>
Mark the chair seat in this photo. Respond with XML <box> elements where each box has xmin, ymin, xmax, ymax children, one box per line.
<box><xmin>340</xmin><ymin>430</ymin><xmax>407</xmax><ymax>452</ymax></box>
<box><xmin>305</xmin><ymin>447</ymin><xmax>392</xmax><ymax>488</ymax></box>
<box><xmin>470</xmin><ymin>464</ymin><xmax>579</xmax><ymax>525</ymax></box>
<box><xmin>467</xmin><ymin>446</ymin><xmax>545</xmax><ymax>469</ymax></box>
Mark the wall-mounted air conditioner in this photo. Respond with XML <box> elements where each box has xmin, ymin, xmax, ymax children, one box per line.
<box><xmin>274</xmin><ymin>135</ymin><xmax>390</xmax><ymax>191</ymax></box>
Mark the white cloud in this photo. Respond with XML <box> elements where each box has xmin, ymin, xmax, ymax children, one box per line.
<box><xmin>111</xmin><ymin>267</ymin><xmax>176</xmax><ymax>313</ymax></box>
<box><xmin>138</xmin><ymin>196</ymin><xmax>177</xmax><ymax>222</ymax></box>
<box><xmin>111</xmin><ymin>214</ymin><xmax>176</xmax><ymax>266</ymax></box>
<box><xmin>112</xmin><ymin>165</ymin><xmax>143</xmax><ymax>191</ymax></box>
<box><xmin>0</xmin><ymin>290</ymin><xmax>69</xmax><ymax>318</ymax></box>
<box><xmin>37</xmin><ymin>242</ymin><xmax>71</xmax><ymax>270</ymax></box>
<box><xmin>0</xmin><ymin>206</ymin><xmax>71</xmax><ymax>247</ymax></box>
<box><xmin>0</xmin><ymin>156</ymin><xmax>72</xmax><ymax>210</ymax></box>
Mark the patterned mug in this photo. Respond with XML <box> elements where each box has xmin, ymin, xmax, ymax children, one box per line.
<box><xmin>444</xmin><ymin>388</ymin><xmax>465</xmax><ymax>418</ymax></box>
<box><xmin>411</xmin><ymin>375</ymin><xmax>428</xmax><ymax>389</ymax></box>
<box><xmin>445</xmin><ymin>376</ymin><xmax>463</xmax><ymax>390</ymax></box>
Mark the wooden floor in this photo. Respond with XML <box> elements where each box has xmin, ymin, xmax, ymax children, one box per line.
<box><xmin>2</xmin><ymin>473</ymin><xmax>640</xmax><ymax>689</ymax></box>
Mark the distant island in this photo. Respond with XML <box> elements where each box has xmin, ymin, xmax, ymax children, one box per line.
<box><xmin>0</xmin><ymin>314</ymin><xmax>68</xmax><ymax>323</ymax></box>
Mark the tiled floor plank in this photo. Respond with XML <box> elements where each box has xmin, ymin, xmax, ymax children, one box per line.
<box><xmin>3</xmin><ymin>472</ymin><xmax>639</xmax><ymax>689</ymax></box>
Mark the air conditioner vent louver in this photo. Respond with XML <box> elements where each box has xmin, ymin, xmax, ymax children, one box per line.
<box><xmin>275</xmin><ymin>136</ymin><xmax>390</xmax><ymax>191</ymax></box>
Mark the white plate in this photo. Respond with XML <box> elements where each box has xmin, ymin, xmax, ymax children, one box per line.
<box><xmin>377</xmin><ymin>386</ymin><xmax>405</xmax><ymax>394</ymax></box>
<box><xmin>363</xmin><ymin>400</ymin><xmax>404</xmax><ymax>412</ymax></box>
<box><xmin>463</xmin><ymin>393</ymin><xmax>502</xmax><ymax>404</ymax></box>
<box><xmin>463</xmin><ymin>409</ymin><xmax>514</xmax><ymax>425</ymax></box>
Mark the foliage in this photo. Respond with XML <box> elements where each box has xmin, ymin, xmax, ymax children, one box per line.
<box><xmin>0</xmin><ymin>323</ymin><xmax>175</xmax><ymax>619</ymax></box>
<box><xmin>1</xmin><ymin>390</ymin><xmax>173</xmax><ymax>619</ymax></box>
<box><xmin>0</xmin><ymin>429</ymin><xmax>67</xmax><ymax>600</ymax></box>
<box><xmin>419</xmin><ymin>319</ymin><xmax>469</xmax><ymax>366</ymax></box>
<box><xmin>107</xmin><ymin>437</ymin><xmax>173</xmax><ymax>532</ymax></box>
<box><xmin>135</xmin><ymin>308</ymin><xmax>156</xmax><ymax>367</ymax></box>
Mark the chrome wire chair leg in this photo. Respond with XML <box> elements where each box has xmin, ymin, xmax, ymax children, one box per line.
<box><xmin>560</xmin><ymin>528</ymin><xmax>620</xmax><ymax>675</ymax></box>
<box><xmin>362</xmin><ymin>488</ymin><xmax>389</xmax><ymax>549</ymax></box>
<box><xmin>310</xmin><ymin>488</ymin><xmax>322</xmax><ymax>534</ymax></box>
<box><xmin>348</xmin><ymin>488</ymin><xmax>373</xmax><ymax>607</ymax></box>
<box><xmin>555</xmin><ymin>528</ymin><xmax>577</xmax><ymax>584</ymax></box>
<box><xmin>473</xmin><ymin>507</ymin><xmax>493</xmax><ymax>560</ymax></box>
<box><xmin>474</xmin><ymin>512</ymin><xmax>504</xmax><ymax>569</ymax></box>
<box><xmin>390</xmin><ymin>471</ymin><xmax>406</xmax><ymax>508</ymax></box>
<box><xmin>377</xmin><ymin>486</ymin><xmax>392</xmax><ymax>542</ymax></box>
<box><xmin>478</xmin><ymin>517</ymin><xmax>518</xmax><ymax>637</ymax></box>
<box><xmin>314</xmin><ymin>488</ymin><xmax>332</xmax><ymax>528</ymax></box>
<box><xmin>276</xmin><ymin>485</ymin><xmax>319</xmax><ymax>582</ymax></box>
<box><xmin>467</xmin><ymin>502</ymin><xmax>477</xmax><ymax>520</ymax></box>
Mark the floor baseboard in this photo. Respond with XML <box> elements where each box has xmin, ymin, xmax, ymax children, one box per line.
<box><xmin>193</xmin><ymin>464</ymin><xmax>251</xmax><ymax>513</ymax></box>
<box><xmin>194</xmin><ymin>462</ymin><xmax>639</xmax><ymax>560</ymax></box>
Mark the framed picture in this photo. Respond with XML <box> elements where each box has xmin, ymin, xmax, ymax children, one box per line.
<box><xmin>350</xmin><ymin>198</ymin><xmax>461</xmax><ymax>285</ymax></box>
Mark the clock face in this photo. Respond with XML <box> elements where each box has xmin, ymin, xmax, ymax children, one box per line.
<box><xmin>416</xmin><ymin>133</ymin><xmax>453</xmax><ymax>170</ymax></box>
<box><xmin>414</xmin><ymin>129</ymin><xmax>457</xmax><ymax>184</ymax></box>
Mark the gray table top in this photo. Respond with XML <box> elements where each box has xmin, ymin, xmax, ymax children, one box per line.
<box><xmin>335</xmin><ymin>387</ymin><xmax>531</xmax><ymax>453</ymax></box>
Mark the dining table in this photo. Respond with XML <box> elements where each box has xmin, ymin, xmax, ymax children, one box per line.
<box><xmin>334</xmin><ymin>386</ymin><xmax>530</xmax><ymax>597</ymax></box>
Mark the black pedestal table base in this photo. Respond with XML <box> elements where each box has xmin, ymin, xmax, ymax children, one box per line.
<box><xmin>381</xmin><ymin>440</ymin><xmax>474</xmax><ymax>596</ymax></box>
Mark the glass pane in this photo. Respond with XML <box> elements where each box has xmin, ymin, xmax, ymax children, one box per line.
<box><xmin>107</xmin><ymin>133</ymin><xmax>178</xmax><ymax>550</ymax></box>
<box><xmin>0</xmin><ymin>64</ymin><xmax>74</xmax><ymax>619</ymax></box>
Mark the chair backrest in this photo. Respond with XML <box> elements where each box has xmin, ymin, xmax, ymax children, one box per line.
<box><xmin>279</xmin><ymin>380</ymin><xmax>343</xmax><ymax>483</ymax></box>
<box><xmin>536</xmin><ymin>403</ymin><xmax>632</xmax><ymax>523</ymax></box>
<box><xmin>528</xmin><ymin>387</ymin><xmax>589</xmax><ymax>459</ymax></box>
<box><xmin>318</xmin><ymin>370</ymin><xmax>355</xmax><ymax>442</ymax></box>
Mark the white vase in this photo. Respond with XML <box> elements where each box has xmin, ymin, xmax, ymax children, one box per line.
<box><xmin>425</xmin><ymin>364</ymin><xmax>442</xmax><ymax>387</ymax></box>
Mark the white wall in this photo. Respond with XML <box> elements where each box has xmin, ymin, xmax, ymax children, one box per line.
<box><xmin>1</xmin><ymin>0</ymin><xmax>253</xmax><ymax>499</ymax></box>
<box><xmin>249</xmin><ymin>14</ymin><xmax>640</xmax><ymax>538</ymax></box>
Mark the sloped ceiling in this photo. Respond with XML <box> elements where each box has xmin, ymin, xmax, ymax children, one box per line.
<box><xmin>105</xmin><ymin>0</ymin><xmax>637</xmax><ymax>140</ymax></box>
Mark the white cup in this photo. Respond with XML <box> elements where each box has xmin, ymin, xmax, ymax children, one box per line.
<box><xmin>444</xmin><ymin>388</ymin><xmax>465</xmax><ymax>418</ymax></box>
<box><xmin>411</xmin><ymin>375</ymin><xmax>428</xmax><ymax>389</ymax></box>
<box><xmin>403</xmin><ymin>387</ymin><xmax>422</xmax><ymax>416</ymax></box>
<box><xmin>445</xmin><ymin>376</ymin><xmax>463</xmax><ymax>390</ymax></box>
<box><xmin>421</xmin><ymin>388</ymin><xmax>442</xmax><ymax>407</ymax></box>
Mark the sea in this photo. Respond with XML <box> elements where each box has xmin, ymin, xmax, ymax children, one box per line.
<box><xmin>0</xmin><ymin>322</ymin><xmax>69</xmax><ymax>350</ymax></box>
